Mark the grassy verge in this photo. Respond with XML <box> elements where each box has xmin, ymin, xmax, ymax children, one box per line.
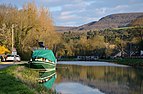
<box><xmin>115</xmin><ymin>58</ymin><xmax>143</xmax><ymax>67</ymax></box>
<box><xmin>0</xmin><ymin>65</ymin><xmax>55</xmax><ymax>94</ymax></box>
<box><xmin>58</xmin><ymin>57</ymin><xmax>77</xmax><ymax>61</ymax></box>
<box><xmin>99</xmin><ymin>58</ymin><xmax>143</xmax><ymax>67</ymax></box>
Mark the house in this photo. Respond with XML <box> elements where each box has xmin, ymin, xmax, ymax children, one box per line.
<box><xmin>112</xmin><ymin>51</ymin><xmax>128</xmax><ymax>58</ymax></box>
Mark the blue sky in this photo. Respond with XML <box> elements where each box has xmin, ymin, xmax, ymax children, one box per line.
<box><xmin>0</xmin><ymin>0</ymin><xmax>143</xmax><ymax>26</ymax></box>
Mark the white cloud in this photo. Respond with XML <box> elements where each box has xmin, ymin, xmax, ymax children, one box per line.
<box><xmin>59</xmin><ymin>15</ymin><xmax>77</xmax><ymax>20</ymax></box>
<box><xmin>114</xmin><ymin>5</ymin><xmax>129</xmax><ymax>10</ymax></box>
<box><xmin>95</xmin><ymin>8</ymin><xmax>107</xmax><ymax>15</ymax></box>
<box><xmin>49</xmin><ymin>0</ymin><xmax>143</xmax><ymax>26</ymax></box>
<box><xmin>1</xmin><ymin>0</ymin><xmax>143</xmax><ymax>26</ymax></box>
<box><xmin>61</xmin><ymin>11</ymin><xmax>74</xmax><ymax>16</ymax></box>
<box><xmin>59</xmin><ymin>21</ymin><xmax>77</xmax><ymax>26</ymax></box>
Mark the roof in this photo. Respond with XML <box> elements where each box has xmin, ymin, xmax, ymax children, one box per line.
<box><xmin>32</xmin><ymin>49</ymin><xmax>56</xmax><ymax>62</ymax></box>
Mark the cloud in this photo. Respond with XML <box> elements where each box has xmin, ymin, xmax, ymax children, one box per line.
<box><xmin>115</xmin><ymin>5</ymin><xmax>129</xmax><ymax>9</ymax></box>
<box><xmin>24</xmin><ymin>0</ymin><xmax>143</xmax><ymax>26</ymax></box>
<box><xmin>0</xmin><ymin>0</ymin><xmax>143</xmax><ymax>26</ymax></box>
<box><xmin>61</xmin><ymin>11</ymin><xmax>74</xmax><ymax>16</ymax></box>
<box><xmin>59</xmin><ymin>15</ymin><xmax>77</xmax><ymax>20</ymax></box>
<box><xmin>58</xmin><ymin>21</ymin><xmax>77</xmax><ymax>26</ymax></box>
<box><xmin>95</xmin><ymin>8</ymin><xmax>107</xmax><ymax>15</ymax></box>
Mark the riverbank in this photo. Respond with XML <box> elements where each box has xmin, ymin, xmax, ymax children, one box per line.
<box><xmin>57</xmin><ymin>61</ymin><xmax>128</xmax><ymax>67</ymax></box>
<box><xmin>98</xmin><ymin>58</ymin><xmax>143</xmax><ymax>68</ymax></box>
<box><xmin>0</xmin><ymin>64</ymin><xmax>55</xmax><ymax>94</ymax></box>
<box><xmin>58</xmin><ymin>57</ymin><xmax>143</xmax><ymax>68</ymax></box>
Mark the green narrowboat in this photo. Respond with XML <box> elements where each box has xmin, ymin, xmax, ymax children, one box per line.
<box><xmin>29</xmin><ymin>49</ymin><xmax>57</xmax><ymax>71</ymax></box>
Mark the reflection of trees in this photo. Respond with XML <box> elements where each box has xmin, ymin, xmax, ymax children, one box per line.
<box><xmin>56</xmin><ymin>64</ymin><xmax>143</xmax><ymax>94</ymax></box>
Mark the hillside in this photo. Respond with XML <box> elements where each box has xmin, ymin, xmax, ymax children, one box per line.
<box><xmin>56</xmin><ymin>12</ymin><xmax>143</xmax><ymax>32</ymax></box>
<box><xmin>129</xmin><ymin>16</ymin><xmax>143</xmax><ymax>26</ymax></box>
<box><xmin>55</xmin><ymin>26</ymin><xmax>77</xmax><ymax>32</ymax></box>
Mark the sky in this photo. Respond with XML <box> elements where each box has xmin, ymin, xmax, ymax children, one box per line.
<box><xmin>0</xmin><ymin>0</ymin><xmax>143</xmax><ymax>26</ymax></box>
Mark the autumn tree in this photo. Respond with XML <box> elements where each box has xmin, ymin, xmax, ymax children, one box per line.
<box><xmin>0</xmin><ymin>3</ymin><xmax>60</xmax><ymax>59</ymax></box>
<box><xmin>0</xmin><ymin>45</ymin><xmax>10</xmax><ymax>54</ymax></box>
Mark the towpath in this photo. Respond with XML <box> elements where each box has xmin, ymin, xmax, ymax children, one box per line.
<box><xmin>0</xmin><ymin>64</ymin><xmax>12</xmax><ymax>70</ymax></box>
<box><xmin>0</xmin><ymin>61</ymin><xmax>27</xmax><ymax>70</ymax></box>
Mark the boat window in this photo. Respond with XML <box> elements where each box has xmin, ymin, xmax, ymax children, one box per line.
<box><xmin>34</xmin><ymin>57</ymin><xmax>46</xmax><ymax>61</ymax></box>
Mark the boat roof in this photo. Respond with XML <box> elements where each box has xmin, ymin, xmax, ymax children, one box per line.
<box><xmin>32</xmin><ymin>49</ymin><xmax>56</xmax><ymax>62</ymax></box>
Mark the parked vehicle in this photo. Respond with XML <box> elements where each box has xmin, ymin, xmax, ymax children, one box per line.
<box><xmin>5</xmin><ymin>55</ymin><xmax>21</xmax><ymax>62</ymax></box>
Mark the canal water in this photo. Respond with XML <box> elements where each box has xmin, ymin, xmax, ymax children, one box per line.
<box><xmin>48</xmin><ymin>61</ymin><xmax>143</xmax><ymax>94</ymax></box>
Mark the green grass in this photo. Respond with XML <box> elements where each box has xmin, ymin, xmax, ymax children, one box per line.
<box><xmin>116</xmin><ymin>58</ymin><xmax>143</xmax><ymax>67</ymax></box>
<box><xmin>58</xmin><ymin>57</ymin><xmax>77</xmax><ymax>61</ymax></box>
<box><xmin>0</xmin><ymin>73</ymin><xmax>35</xmax><ymax>94</ymax></box>
<box><xmin>0</xmin><ymin>65</ymin><xmax>56</xmax><ymax>94</ymax></box>
<box><xmin>99</xmin><ymin>58</ymin><xmax>143</xmax><ymax>67</ymax></box>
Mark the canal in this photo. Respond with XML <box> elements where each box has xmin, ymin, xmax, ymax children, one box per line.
<box><xmin>49</xmin><ymin>61</ymin><xmax>143</xmax><ymax>94</ymax></box>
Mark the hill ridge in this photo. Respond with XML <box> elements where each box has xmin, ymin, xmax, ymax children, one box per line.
<box><xmin>56</xmin><ymin>12</ymin><xmax>143</xmax><ymax>32</ymax></box>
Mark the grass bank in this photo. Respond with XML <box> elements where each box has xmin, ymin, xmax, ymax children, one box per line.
<box><xmin>0</xmin><ymin>65</ymin><xmax>55</xmax><ymax>94</ymax></box>
<box><xmin>58</xmin><ymin>57</ymin><xmax>77</xmax><ymax>61</ymax></box>
<box><xmin>99</xmin><ymin>58</ymin><xmax>143</xmax><ymax>67</ymax></box>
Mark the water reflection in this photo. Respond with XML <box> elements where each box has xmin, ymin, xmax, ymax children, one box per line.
<box><xmin>43</xmin><ymin>74</ymin><xmax>56</xmax><ymax>89</ymax></box>
<box><xmin>55</xmin><ymin>82</ymin><xmax>104</xmax><ymax>94</ymax></box>
<box><xmin>38</xmin><ymin>70</ymin><xmax>56</xmax><ymax>89</ymax></box>
<box><xmin>54</xmin><ymin>64</ymin><xmax>143</xmax><ymax>94</ymax></box>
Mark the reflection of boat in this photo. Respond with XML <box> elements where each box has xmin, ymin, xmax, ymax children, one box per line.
<box><xmin>29</xmin><ymin>49</ymin><xmax>57</xmax><ymax>71</ymax></box>
<box><xmin>39</xmin><ymin>70</ymin><xmax>56</xmax><ymax>82</ymax></box>
<box><xmin>38</xmin><ymin>70</ymin><xmax>56</xmax><ymax>89</ymax></box>
<box><xmin>43</xmin><ymin>74</ymin><xmax>56</xmax><ymax>89</ymax></box>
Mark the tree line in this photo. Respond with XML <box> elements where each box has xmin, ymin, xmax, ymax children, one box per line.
<box><xmin>0</xmin><ymin>3</ymin><xmax>60</xmax><ymax>60</ymax></box>
<box><xmin>0</xmin><ymin>3</ymin><xmax>143</xmax><ymax>60</ymax></box>
<box><xmin>59</xmin><ymin>26</ymin><xmax>143</xmax><ymax>58</ymax></box>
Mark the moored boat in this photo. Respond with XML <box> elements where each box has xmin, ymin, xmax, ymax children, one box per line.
<box><xmin>29</xmin><ymin>48</ymin><xmax>57</xmax><ymax>71</ymax></box>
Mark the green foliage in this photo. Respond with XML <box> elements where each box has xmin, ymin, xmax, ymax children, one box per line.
<box><xmin>58</xmin><ymin>26</ymin><xmax>143</xmax><ymax>58</ymax></box>
<box><xmin>0</xmin><ymin>3</ymin><xmax>60</xmax><ymax>60</ymax></box>
<box><xmin>0</xmin><ymin>73</ymin><xmax>35</xmax><ymax>94</ymax></box>
<box><xmin>116</xmin><ymin>58</ymin><xmax>143</xmax><ymax>67</ymax></box>
<box><xmin>1</xmin><ymin>4</ymin><xmax>143</xmax><ymax>59</ymax></box>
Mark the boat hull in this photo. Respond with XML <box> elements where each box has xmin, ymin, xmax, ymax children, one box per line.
<box><xmin>30</xmin><ymin>61</ymin><xmax>56</xmax><ymax>71</ymax></box>
<box><xmin>38</xmin><ymin>70</ymin><xmax>56</xmax><ymax>82</ymax></box>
